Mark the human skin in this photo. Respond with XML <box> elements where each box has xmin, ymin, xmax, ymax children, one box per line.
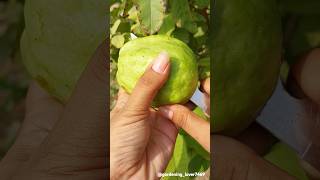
<box><xmin>0</xmin><ymin>41</ymin><xmax>108</xmax><ymax>180</ymax></box>
<box><xmin>110</xmin><ymin>53</ymin><xmax>178</xmax><ymax>179</ymax></box>
<box><xmin>158</xmin><ymin>79</ymin><xmax>211</xmax><ymax>152</ymax></box>
<box><xmin>110</xmin><ymin>53</ymin><xmax>209</xmax><ymax>179</ymax></box>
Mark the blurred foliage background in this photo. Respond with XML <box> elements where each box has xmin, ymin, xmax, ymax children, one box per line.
<box><xmin>0</xmin><ymin>0</ymin><xmax>28</xmax><ymax>159</ymax></box>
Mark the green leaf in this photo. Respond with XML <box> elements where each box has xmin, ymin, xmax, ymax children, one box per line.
<box><xmin>164</xmin><ymin>133</ymin><xmax>210</xmax><ymax>180</ymax></box>
<box><xmin>111</xmin><ymin>34</ymin><xmax>125</xmax><ymax>48</ymax></box>
<box><xmin>191</xmin><ymin>11</ymin><xmax>207</xmax><ymax>22</ymax></box>
<box><xmin>193</xmin><ymin>106</ymin><xmax>208</xmax><ymax>120</ymax></box>
<box><xmin>158</xmin><ymin>14</ymin><xmax>175</xmax><ymax>35</ymax></box>
<box><xmin>172</xmin><ymin>28</ymin><xmax>190</xmax><ymax>44</ymax></box>
<box><xmin>188</xmin><ymin>154</ymin><xmax>210</xmax><ymax>173</ymax></box>
<box><xmin>111</xmin><ymin>19</ymin><xmax>121</xmax><ymax>35</ymax></box>
<box><xmin>111</xmin><ymin>0</ymin><xmax>121</xmax><ymax>4</ymax></box>
<box><xmin>170</xmin><ymin>0</ymin><xmax>197</xmax><ymax>33</ymax></box>
<box><xmin>135</xmin><ymin>0</ymin><xmax>166</xmax><ymax>34</ymax></box>
<box><xmin>193</xmin><ymin>0</ymin><xmax>209</xmax><ymax>9</ymax></box>
<box><xmin>110</xmin><ymin>3</ymin><xmax>125</xmax><ymax>24</ymax></box>
<box><xmin>193</xmin><ymin>26</ymin><xmax>205</xmax><ymax>38</ymax></box>
<box><xmin>128</xmin><ymin>5</ymin><xmax>139</xmax><ymax>21</ymax></box>
<box><xmin>164</xmin><ymin>134</ymin><xmax>190</xmax><ymax>180</ymax></box>
<box><xmin>117</xmin><ymin>21</ymin><xmax>131</xmax><ymax>33</ymax></box>
<box><xmin>131</xmin><ymin>22</ymin><xmax>146</xmax><ymax>36</ymax></box>
<box><xmin>264</xmin><ymin>142</ymin><xmax>309</xmax><ymax>180</ymax></box>
<box><xmin>181</xmin><ymin>130</ymin><xmax>210</xmax><ymax>161</ymax></box>
<box><xmin>198</xmin><ymin>57</ymin><xmax>210</xmax><ymax>79</ymax></box>
<box><xmin>110</xmin><ymin>48</ymin><xmax>120</xmax><ymax>62</ymax></box>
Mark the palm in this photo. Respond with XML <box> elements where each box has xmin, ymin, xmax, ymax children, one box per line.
<box><xmin>122</xmin><ymin>110</ymin><xmax>177</xmax><ymax>180</ymax></box>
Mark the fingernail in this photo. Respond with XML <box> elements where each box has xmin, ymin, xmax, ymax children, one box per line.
<box><xmin>159</xmin><ymin>107</ymin><xmax>173</xmax><ymax>119</ymax></box>
<box><xmin>152</xmin><ymin>52</ymin><xmax>170</xmax><ymax>74</ymax></box>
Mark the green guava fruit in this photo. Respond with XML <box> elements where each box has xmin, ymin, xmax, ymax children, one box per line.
<box><xmin>21</xmin><ymin>0</ymin><xmax>107</xmax><ymax>103</ymax></box>
<box><xmin>116</xmin><ymin>35</ymin><xmax>198</xmax><ymax>106</ymax></box>
<box><xmin>264</xmin><ymin>142</ymin><xmax>309</xmax><ymax>180</ymax></box>
<box><xmin>212</xmin><ymin>0</ymin><xmax>282</xmax><ymax>134</ymax></box>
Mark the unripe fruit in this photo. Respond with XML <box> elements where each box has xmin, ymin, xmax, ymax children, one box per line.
<box><xmin>117</xmin><ymin>35</ymin><xmax>198</xmax><ymax>106</ymax></box>
<box><xmin>212</xmin><ymin>0</ymin><xmax>282</xmax><ymax>134</ymax></box>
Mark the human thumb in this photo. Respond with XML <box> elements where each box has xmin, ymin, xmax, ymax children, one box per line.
<box><xmin>125</xmin><ymin>52</ymin><xmax>171</xmax><ymax>111</ymax></box>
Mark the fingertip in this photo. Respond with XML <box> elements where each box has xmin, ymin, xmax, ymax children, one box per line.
<box><xmin>126</xmin><ymin>53</ymin><xmax>172</xmax><ymax>110</ymax></box>
<box><xmin>151</xmin><ymin>52</ymin><xmax>170</xmax><ymax>74</ymax></box>
<box><xmin>200</xmin><ymin>78</ymin><xmax>210</xmax><ymax>95</ymax></box>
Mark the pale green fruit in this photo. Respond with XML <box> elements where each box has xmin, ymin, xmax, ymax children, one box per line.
<box><xmin>21</xmin><ymin>0</ymin><xmax>107</xmax><ymax>103</ymax></box>
<box><xmin>117</xmin><ymin>35</ymin><xmax>198</xmax><ymax>106</ymax></box>
<box><xmin>212</xmin><ymin>0</ymin><xmax>282</xmax><ymax>134</ymax></box>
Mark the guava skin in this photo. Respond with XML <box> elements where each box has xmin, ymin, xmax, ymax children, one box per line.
<box><xmin>117</xmin><ymin>35</ymin><xmax>198</xmax><ymax>106</ymax></box>
<box><xmin>21</xmin><ymin>0</ymin><xmax>107</xmax><ymax>103</ymax></box>
<box><xmin>212</xmin><ymin>0</ymin><xmax>282</xmax><ymax>134</ymax></box>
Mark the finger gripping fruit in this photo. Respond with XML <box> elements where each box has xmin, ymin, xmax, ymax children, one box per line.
<box><xmin>116</xmin><ymin>35</ymin><xmax>198</xmax><ymax>106</ymax></box>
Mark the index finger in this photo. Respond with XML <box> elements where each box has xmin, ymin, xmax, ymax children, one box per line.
<box><xmin>159</xmin><ymin>104</ymin><xmax>210</xmax><ymax>152</ymax></box>
<box><xmin>201</xmin><ymin>78</ymin><xmax>210</xmax><ymax>95</ymax></box>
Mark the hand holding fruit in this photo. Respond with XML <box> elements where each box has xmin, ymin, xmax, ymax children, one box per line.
<box><xmin>213</xmin><ymin>48</ymin><xmax>320</xmax><ymax>180</ymax></box>
<box><xmin>110</xmin><ymin>53</ymin><xmax>179</xmax><ymax>180</ymax></box>
<box><xmin>158</xmin><ymin>79</ymin><xmax>210</xmax><ymax>152</ymax></box>
<box><xmin>0</xmin><ymin>41</ymin><xmax>108</xmax><ymax>179</ymax></box>
<box><xmin>110</xmin><ymin>52</ymin><xmax>210</xmax><ymax>179</ymax></box>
